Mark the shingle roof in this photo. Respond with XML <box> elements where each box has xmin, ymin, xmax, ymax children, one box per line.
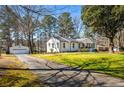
<box><xmin>55</xmin><ymin>35</ymin><xmax>70</xmax><ymax>42</ymax></box>
<box><xmin>41</xmin><ymin>34</ymin><xmax>93</xmax><ymax>44</ymax></box>
<box><xmin>54</xmin><ymin>34</ymin><xmax>93</xmax><ymax>43</ymax></box>
<box><xmin>54</xmin><ymin>35</ymin><xmax>78</xmax><ymax>42</ymax></box>
<box><xmin>76</xmin><ymin>38</ymin><xmax>93</xmax><ymax>44</ymax></box>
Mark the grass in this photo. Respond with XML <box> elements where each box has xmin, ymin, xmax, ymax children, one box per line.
<box><xmin>0</xmin><ymin>54</ymin><xmax>27</xmax><ymax>68</ymax></box>
<box><xmin>0</xmin><ymin>54</ymin><xmax>42</xmax><ymax>87</ymax></box>
<box><xmin>32</xmin><ymin>52</ymin><xmax>124</xmax><ymax>79</ymax></box>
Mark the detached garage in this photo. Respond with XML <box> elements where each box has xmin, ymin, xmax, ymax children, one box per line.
<box><xmin>10</xmin><ymin>45</ymin><xmax>29</xmax><ymax>54</ymax></box>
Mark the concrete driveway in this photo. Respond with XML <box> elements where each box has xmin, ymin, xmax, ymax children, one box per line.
<box><xmin>15</xmin><ymin>54</ymin><xmax>68</xmax><ymax>69</ymax></box>
<box><xmin>15</xmin><ymin>54</ymin><xmax>124</xmax><ymax>87</ymax></box>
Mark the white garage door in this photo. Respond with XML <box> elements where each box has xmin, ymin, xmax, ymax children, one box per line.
<box><xmin>13</xmin><ymin>49</ymin><xmax>29</xmax><ymax>54</ymax></box>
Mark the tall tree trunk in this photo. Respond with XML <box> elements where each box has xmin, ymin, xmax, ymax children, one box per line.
<box><xmin>16</xmin><ymin>31</ymin><xmax>19</xmax><ymax>45</ymax></box>
<box><xmin>119</xmin><ymin>31</ymin><xmax>124</xmax><ymax>51</ymax></box>
<box><xmin>6</xmin><ymin>31</ymin><xmax>11</xmax><ymax>54</ymax></box>
<box><xmin>28</xmin><ymin>35</ymin><xmax>33</xmax><ymax>54</ymax></box>
<box><xmin>109</xmin><ymin>38</ymin><xmax>114</xmax><ymax>53</ymax></box>
<box><xmin>0</xmin><ymin>46</ymin><xmax>1</xmax><ymax>56</ymax></box>
<box><xmin>117</xmin><ymin>30</ymin><xmax>122</xmax><ymax>52</ymax></box>
<box><xmin>31</xmin><ymin>34</ymin><xmax>34</xmax><ymax>53</ymax></box>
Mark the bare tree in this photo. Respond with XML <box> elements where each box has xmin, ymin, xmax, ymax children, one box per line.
<box><xmin>0</xmin><ymin>5</ymin><xmax>76</xmax><ymax>54</ymax></box>
<box><xmin>73</xmin><ymin>17</ymin><xmax>83</xmax><ymax>38</ymax></box>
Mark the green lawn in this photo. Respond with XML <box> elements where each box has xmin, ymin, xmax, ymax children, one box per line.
<box><xmin>32</xmin><ymin>52</ymin><xmax>124</xmax><ymax>79</ymax></box>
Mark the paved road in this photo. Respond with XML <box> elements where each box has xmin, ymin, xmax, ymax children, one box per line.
<box><xmin>16</xmin><ymin>54</ymin><xmax>124</xmax><ymax>87</ymax></box>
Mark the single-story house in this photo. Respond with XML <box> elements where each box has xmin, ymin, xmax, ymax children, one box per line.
<box><xmin>10</xmin><ymin>44</ymin><xmax>29</xmax><ymax>54</ymax></box>
<box><xmin>42</xmin><ymin>35</ymin><xmax>93</xmax><ymax>53</ymax></box>
<box><xmin>9</xmin><ymin>36</ymin><xmax>93</xmax><ymax>54</ymax></box>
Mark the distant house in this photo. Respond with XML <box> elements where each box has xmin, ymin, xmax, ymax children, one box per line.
<box><xmin>10</xmin><ymin>44</ymin><xmax>29</xmax><ymax>54</ymax></box>
<box><xmin>95</xmin><ymin>34</ymin><xmax>109</xmax><ymax>51</ymax></box>
<box><xmin>41</xmin><ymin>35</ymin><xmax>93</xmax><ymax>53</ymax></box>
<box><xmin>94</xmin><ymin>31</ymin><xmax>124</xmax><ymax>51</ymax></box>
<box><xmin>9</xmin><ymin>35</ymin><xmax>93</xmax><ymax>54</ymax></box>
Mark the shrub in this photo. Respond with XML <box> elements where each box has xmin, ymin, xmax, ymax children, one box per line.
<box><xmin>80</xmin><ymin>48</ymin><xmax>89</xmax><ymax>52</ymax></box>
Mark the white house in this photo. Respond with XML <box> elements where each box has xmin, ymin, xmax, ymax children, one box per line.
<box><xmin>44</xmin><ymin>36</ymin><xmax>93</xmax><ymax>53</ymax></box>
<box><xmin>10</xmin><ymin>44</ymin><xmax>29</xmax><ymax>54</ymax></box>
<box><xmin>9</xmin><ymin>36</ymin><xmax>93</xmax><ymax>54</ymax></box>
<box><xmin>47</xmin><ymin>37</ymin><xmax>60</xmax><ymax>52</ymax></box>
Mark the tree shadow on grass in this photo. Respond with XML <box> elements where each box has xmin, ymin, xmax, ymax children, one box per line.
<box><xmin>0</xmin><ymin>65</ymin><xmax>105</xmax><ymax>87</ymax></box>
<box><xmin>35</xmin><ymin>58</ymin><xmax>124</xmax><ymax>87</ymax></box>
<box><xmin>0</xmin><ymin>57</ymin><xmax>124</xmax><ymax>87</ymax></box>
<box><xmin>30</xmin><ymin>61</ymin><xmax>109</xmax><ymax>87</ymax></box>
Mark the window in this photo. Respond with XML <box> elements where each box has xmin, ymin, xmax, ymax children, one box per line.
<box><xmin>87</xmin><ymin>43</ymin><xmax>89</xmax><ymax>48</ymax></box>
<box><xmin>73</xmin><ymin>43</ymin><xmax>75</xmax><ymax>48</ymax></box>
<box><xmin>63</xmin><ymin>43</ymin><xmax>65</xmax><ymax>48</ymax></box>
<box><xmin>78</xmin><ymin>43</ymin><xmax>80</xmax><ymax>48</ymax></box>
<box><xmin>49</xmin><ymin>43</ymin><xmax>50</xmax><ymax>47</ymax></box>
<box><xmin>82</xmin><ymin>43</ymin><xmax>84</xmax><ymax>48</ymax></box>
<box><xmin>87</xmin><ymin>43</ymin><xmax>90</xmax><ymax>48</ymax></box>
<box><xmin>52</xmin><ymin>43</ymin><xmax>54</xmax><ymax>48</ymax></box>
<box><xmin>89</xmin><ymin>43</ymin><xmax>91</xmax><ymax>48</ymax></box>
<box><xmin>57</xmin><ymin>43</ymin><xmax>59</xmax><ymax>48</ymax></box>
